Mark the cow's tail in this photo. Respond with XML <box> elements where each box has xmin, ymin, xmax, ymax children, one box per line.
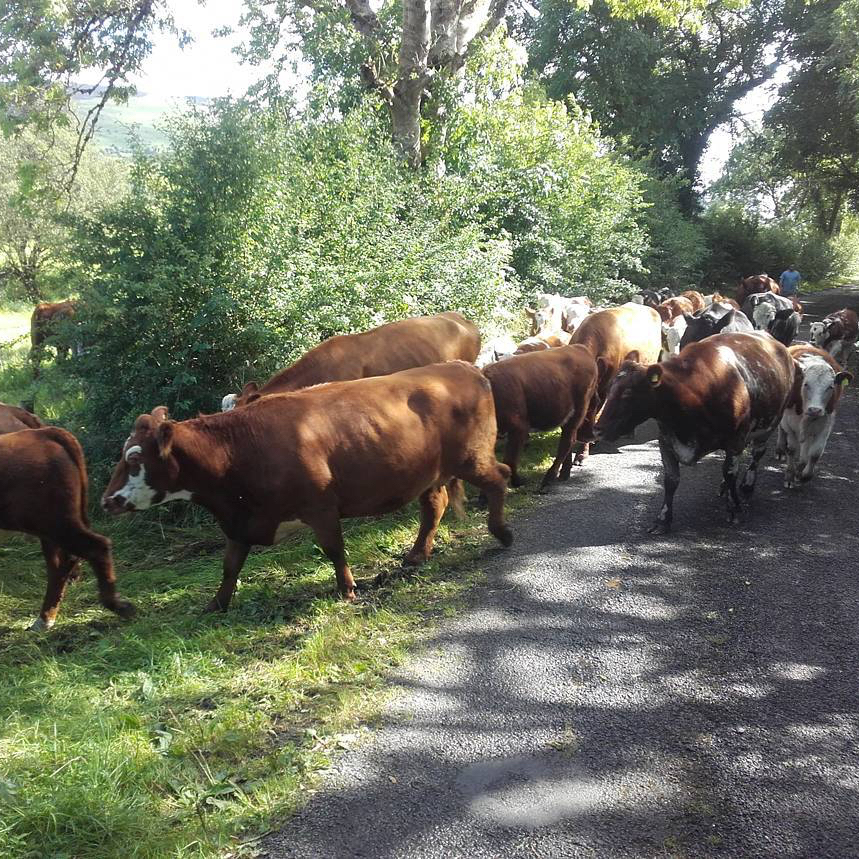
<box><xmin>447</xmin><ymin>478</ymin><xmax>466</xmax><ymax>519</ymax></box>
<box><xmin>41</xmin><ymin>427</ymin><xmax>90</xmax><ymax>525</ymax></box>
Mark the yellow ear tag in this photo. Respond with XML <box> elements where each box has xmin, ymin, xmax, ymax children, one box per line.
<box><xmin>649</xmin><ymin>372</ymin><xmax>661</xmax><ymax>385</ymax></box>
<box><xmin>842</xmin><ymin>377</ymin><xmax>850</xmax><ymax>388</ymax></box>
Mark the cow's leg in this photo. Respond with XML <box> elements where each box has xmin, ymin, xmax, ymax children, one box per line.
<box><xmin>31</xmin><ymin>540</ymin><xmax>77</xmax><ymax>631</ymax></box>
<box><xmin>722</xmin><ymin>451</ymin><xmax>744</xmax><ymax>521</ymax></box>
<box><xmin>740</xmin><ymin>435</ymin><xmax>771</xmax><ymax>496</ymax></box>
<box><xmin>783</xmin><ymin>426</ymin><xmax>800</xmax><ymax>489</ymax></box>
<box><xmin>405</xmin><ymin>485</ymin><xmax>449</xmax><ymax>565</ymax></box>
<box><xmin>503</xmin><ymin>421</ymin><xmax>529</xmax><ymax>487</ymax></box>
<box><xmin>306</xmin><ymin>511</ymin><xmax>356</xmax><ymax>601</ymax></box>
<box><xmin>775</xmin><ymin>424</ymin><xmax>787</xmax><ymax>461</ymax></box>
<box><xmin>648</xmin><ymin>437</ymin><xmax>680</xmax><ymax>534</ymax></box>
<box><xmin>204</xmin><ymin>538</ymin><xmax>251</xmax><ymax>612</ymax></box>
<box><xmin>573</xmin><ymin>441</ymin><xmax>591</xmax><ymax>467</ymax></box>
<box><xmin>62</xmin><ymin>527</ymin><xmax>136</xmax><ymax>619</ymax></box>
<box><xmin>799</xmin><ymin>417</ymin><xmax>832</xmax><ymax>483</ymax></box>
<box><xmin>461</xmin><ymin>461</ymin><xmax>513</xmax><ymax>548</ymax></box>
<box><xmin>542</xmin><ymin>415</ymin><xmax>583</xmax><ymax>487</ymax></box>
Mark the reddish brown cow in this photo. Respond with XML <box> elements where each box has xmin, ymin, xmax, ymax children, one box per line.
<box><xmin>656</xmin><ymin>296</ymin><xmax>695</xmax><ymax>323</ymax></box>
<box><xmin>483</xmin><ymin>345</ymin><xmax>600</xmax><ymax>488</ymax></box>
<box><xmin>0</xmin><ymin>427</ymin><xmax>134</xmax><ymax>630</ymax></box>
<box><xmin>104</xmin><ymin>362</ymin><xmax>513</xmax><ymax>608</ymax></box>
<box><xmin>680</xmin><ymin>290</ymin><xmax>706</xmax><ymax>312</ymax></box>
<box><xmin>222</xmin><ymin>312</ymin><xmax>481</xmax><ymax>410</ymax></box>
<box><xmin>30</xmin><ymin>299</ymin><xmax>78</xmax><ymax>377</ymax></box>
<box><xmin>0</xmin><ymin>402</ymin><xmax>43</xmax><ymax>434</ymax></box>
<box><xmin>595</xmin><ymin>332</ymin><xmax>794</xmax><ymax>533</ymax></box>
<box><xmin>567</xmin><ymin>303</ymin><xmax>662</xmax><ymax>465</ymax></box>
<box><xmin>736</xmin><ymin>274</ymin><xmax>780</xmax><ymax>306</ymax></box>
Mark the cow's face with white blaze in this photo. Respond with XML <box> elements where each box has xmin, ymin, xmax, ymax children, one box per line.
<box><xmin>794</xmin><ymin>359</ymin><xmax>852</xmax><ymax>418</ymax></box>
<box><xmin>752</xmin><ymin>301</ymin><xmax>776</xmax><ymax>331</ymax></box>
<box><xmin>102</xmin><ymin>407</ymin><xmax>191</xmax><ymax>513</ymax></box>
<box><xmin>809</xmin><ymin>321</ymin><xmax>829</xmax><ymax>348</ymax></box>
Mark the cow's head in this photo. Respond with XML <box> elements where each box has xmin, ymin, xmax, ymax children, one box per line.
<box><xmin>808</xmin><ymin>321</ymin><xmax>829</xmax><ymax>348</ymax></box>
<box><xmin>752</xmin><ymin>301</ymin><xmax>776</xmax><ymax>331</ymax></box>
<box><xmin>221</xmin><ymin>381</ymin><xmax>260</xmax><ymax>411</ymax></box>
<box><xmin>594</xmin><ymin>352</ymin><xmax>658</xmax><ymax>441</ymax></box>
<box><xmin>102</xmin><ymin>407</ymin><xmax>190</xmax><ymax>513</ymax></box>
<box><xmin>791</xmin><ymin>359</ymin><xmax>852</xmax><ymax>418</ymax></box>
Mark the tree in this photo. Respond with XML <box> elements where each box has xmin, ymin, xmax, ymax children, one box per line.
<box><xmin>0</xmin><ymin>126</ymin><xmax>128</xmax><ymax>302</ymax></box>
<box><xmin>0</xmin><ymin>0</ymin><xmax>172</xmax><ymax>187</ymax></box>
<box><xmin>522</xmin><ymin>0</ymin><xmax>786</xmax><ymax>212</ymax></box>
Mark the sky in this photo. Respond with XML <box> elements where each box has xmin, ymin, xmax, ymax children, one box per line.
<box><xmin>129</xmin><ymin>0</ymin><xmax>783</xmax><ymax>186</ymax></box>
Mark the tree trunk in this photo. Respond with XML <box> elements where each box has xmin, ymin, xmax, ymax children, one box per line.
<box><xmin>393</xmin><ymin>0</ymin><xmax>430</xmax><ymax>166</ymax></box>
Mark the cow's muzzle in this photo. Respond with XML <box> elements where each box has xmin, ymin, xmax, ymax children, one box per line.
<box><xmin>102</xmin><ymin>494</ymin><xmax>134</xmax><ymax>514</ymax></box>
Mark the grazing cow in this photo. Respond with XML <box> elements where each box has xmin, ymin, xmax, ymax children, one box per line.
<box><xmin>483</xmin><ymin>345</ymin><xmax>600</xmax><ymax>488</ymax></box>
<box><xmin>0</xmin><ymin>402</ymin><xmax>43</xmax><ymax>434</ymax></box>
<box><xmin>526</xmin><ymin>294</ymin><xmax>592</xmax><ymax>336</ymax></box>
<box><xmin>0</xmin><ymin>427</ymin><xmax>134</xmax><ymax>630</ymax></box>
<box><xmin>568</xmin><ymin>303</ymin><xmax>662</xmax><ymax>464</ymax></box>
<box><xmin>594</xmin><ymin>332</ymin><xmax>795</xmax><ymax>532</ymax></box>
<box><xmin>104</xmin><ymin>362</ymin><xmax>513</xmax><ymax>608</ymax></box>
<box><xmin>30</xmin><ymin>299</ymin><xmax>79</xmax><ymax>377</ymax></box>
<box><xmin>777</xmin><ymin>345</ymin><xmax>852</xmax><ymax>488</ymax></box>
<box><xmin>222</xmin><ymin>312</ymin><xmax>480</xmax><ymax>410</ymax></box>
<box><xmin>809</xmin><ymin>308</ymin><xmax>859</xmax><ymax>367</ymax></box>
<box><xmin>680</xmin><ymin>290</ymin><xmax>706</xmax><ymax>312</ymax></box>
<box><xmin>679</xmin><ymin>305</ymin><xmax>754</xmax><ymax>350</ymax></box>
<box><xmin>656</xmin><ymin>296</ymin><xmax>695</xmax><ymax>323</ymax></box>
<box><xmin>736</xmin><ymin>274</ymin><xmax>780</xmax><ymax>306</ymax></box>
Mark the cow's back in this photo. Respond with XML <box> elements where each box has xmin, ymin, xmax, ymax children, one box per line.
<box><xmin>0</xmin><ymin>403</ymin><xmax>43</xmax><ymax>434</ymax></box>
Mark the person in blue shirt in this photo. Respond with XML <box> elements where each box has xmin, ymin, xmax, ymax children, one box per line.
<box><xmin>779</xmin><ymin>265</ymin><xmax>801</xmax><ymax>296</ymax></box>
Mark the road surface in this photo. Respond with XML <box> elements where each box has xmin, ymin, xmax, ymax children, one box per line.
<box><xmin>264</xmin><ymin>286</ymin><xmax>859</xmax><ymax>859</ymax></box>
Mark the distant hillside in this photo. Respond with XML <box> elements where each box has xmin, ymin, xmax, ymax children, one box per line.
<box><xmin>72</xmin><ymin>91</ymin><xmax>209</xmax><ymax>156</ymax></box>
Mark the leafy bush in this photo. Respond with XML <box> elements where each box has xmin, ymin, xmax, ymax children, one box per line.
<box><xmin>67</xmin><ymin>101</ymin><xmax>517</xmax><ymax>459</ymax></box>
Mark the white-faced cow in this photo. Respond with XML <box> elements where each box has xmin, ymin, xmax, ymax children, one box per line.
<box><xmin>526</xmin><ymin>294</ymin><xmax>592</xmax><ymax>336</ymax></box>
<box><xmin>809</xmin><ymin>308</ymin><xmax>858</xmax><ymax>367</ymax></box>
<box><xmin>104</xmin><ymin>362</ymin><xmax>513</xmax><ymax>609</ymax></box>
<box><xmin>0</xmin><ymin>427</ymin><xmax>134</xmax><ymax>630</ymax></box>
<box><xmin>777</xmin><ymin>344</ymin><xmax>852</xmax><ymax>488</ymax></box>
<box><xmin>222</xmin><ymin>312</ymin><xmax>480</xmax><ymax>410</ymax></box>
<box><xmin>567</xmin><ymin>303</ymin><xmax>662</xmax><ymax>465</ymax></box>
<box><xmin>483</xmin><ymin>345</ymin><xmax>600</xmax><ymax>488</ymax></box>
<box><xmin>594</xmin><ymin>332</ymin><xmax>795</xmax><ymax>533</ymax></box>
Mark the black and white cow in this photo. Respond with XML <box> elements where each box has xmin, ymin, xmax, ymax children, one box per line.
<box><xmin>777</xmin><ymin>344</ymin><xmax>852</xmax><ymax>488</ymax></box>
<box><xmin>678</xmin><ymin>304</ymin><xmax>754</xmax><ymax>350</ymax></box>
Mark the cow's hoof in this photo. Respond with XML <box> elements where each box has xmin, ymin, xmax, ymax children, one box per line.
<box><xmin>784</xmin><ymin>479</ymin><xmax>795</xmax><ymax>489</ymax></box>
<box><xmin>29</xmin><ymin>617</ymin><xmax>54</xmax><ymax>632</ymax></box>
<box><xmin>202</xmin><ymin>599</ymin><xmax>228</xmax><ymax>614</ymax></box>
<box><xmin>739</xmin><ymin>483</ymin><xmax>756</xmax><ymax>498</ymax></box>
<box><xmin>558</xmin><ymin>469</ymin><xmax>572</xmax><ymax>482</ymax></box>
<box><xmin>403</xmin><ymin>551</ymin><xmax>427</xmax><ymax>567</ymax></box>
<box><xmin>509</xmin><ymin>476</ymin><xmax>525</xmax><ymax>488</ymax></box>
<box><xmin>647</xmin><ymin>521</ymin><xmax>670</xmax><ymax>535</ymax></box>
<box><xmin>110</xmin><ymin>599</ymin><xmax>136</xmax><ymax>620</ymax></box>
<box><xmin>775</xmin><ymin>450</ymin><xmax>786</xmax><ymax>462</ymax></box>
<box><xmin>493</xmin><ymin>525</ymin><xmax>514</xmax><ymax>547</ymax></box>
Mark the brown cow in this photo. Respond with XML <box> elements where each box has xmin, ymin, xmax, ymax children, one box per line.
<box><xmin>0</xmin><ymin>402</ymin><xmax>43</xmax><ymax>434</ymax></box>
<box><xmin>222</xmin><ymin>312</ymin><xmax>481</xmax><ymax>410</ymax></box>
<box><xmin>594</xmin><ymin>332</ymin><xmax>795</xmax><ymax>533</ymax></box>
<box><xmin>680</xmin><ymin>290</ymin><xmax>706</xmax><ymax>312</ymax></box>
<box><xmin>656</xmin><ymin>296</ymin><xmax>695</xmax><ymax>323</ymax></box>
<box><xmin>30</xmin><ymin>299</ymin><xmax>79</xmax><ymax>377</ymax></box>
<box><xmin>736</xmin><ymin>274</ymin><xmax>780</xmax><ymax>306</ymax></box>
<box><xmin>104</xmin><ymin>362</ymin><xmax>513</xmax><ymax>608</ymax></box>
<box><xmin>483</xmin><ymin>345</ymin><xmax>600</xmax><ymax>488</ymax></box>
<box><xmin>0</xmin><ymin>427</ymin><xmax>134</xmax><ymax>630</ymax></box>
<box><xmin>568</xmin><ymin>303</ymin><xmax>662</xmax><ymax>464</ymax></box>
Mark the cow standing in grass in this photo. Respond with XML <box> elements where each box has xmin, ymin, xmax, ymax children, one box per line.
<box><xmin>105</xmin><ymin>362</ymin><xmax>513</xmax><ymax>609</ymax></box>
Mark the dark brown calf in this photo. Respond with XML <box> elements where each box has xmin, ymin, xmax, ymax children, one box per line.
<box><xmin>30</xmin><ymin>299</ymin><xmax>78</xmax><ymax>378</ymax></box>
<box><xmin>223</xmin><ymin>311</ymin><xmax>481</xmax><ymax>410</ymax></box>
<box><xmin>595</xmin><ymin>332</ymin><xmax>794</xmax><ymax>532</ymax></box>
<box><xmin>0</xmin><ymin>427</ymin><xmax>134</xmax><ymax>629</ymax></box>
<box><xmin>483</xmin><ymin>345</ymin><xmax>599</xmax><ymax>488</ymax></box>
<box><xmin>104</xmin><ymin>362</ymin><xmax>512</xmax><ymax>609</ymax></box>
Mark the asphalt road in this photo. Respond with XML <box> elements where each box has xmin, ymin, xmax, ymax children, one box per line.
<box><xmin>264</xmin><ymin>287</ymin><xmax>859</xmax><ymax>859</ymax></box>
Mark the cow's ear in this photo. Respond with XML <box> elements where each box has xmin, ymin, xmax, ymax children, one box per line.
<box><xmin>623</xmin><ymin>350</ymin><xmax>640</xmax><ymax>364</ymax></box>
<box><xmin>836</xmin><ymin>371</ymin><xmax>853</xmax><ymax>387</ymax></box>
<box><xmin>156</xmin><ymin>421</ymin><xmax>174</xmax><ymax>459</ymax></box>
<box><xmin>151</xmin><ymin>405</ymin><xmax>170</xmax><ymax>423</ymax></box>
<box><xmin>715</xmin><ymin>310</ymin><xmax>736</xmax><ymax>332</ymax></box>
<box><xmin>683</xmin><ymin>313</ymin><xmax>695</xmax><ymax>324</ymax></box>
<box><xmin>240</xmin><ymin>381</ymin><xmax>259</xmax><ymax>398</ymax></box>
<box><xmin>789</xmin><ymin>361</ymin><xmax>803</xmax><ymax>415</ymax></box>
<box><xmin>646</xmin><ymin>364</ymin><xmax>663</xmax><ymax>387</ymax></box>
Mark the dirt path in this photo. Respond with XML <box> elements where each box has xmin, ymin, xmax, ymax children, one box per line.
<box><xmin>264</xmin><ymin>287</ymin><xmax>859</xmax><ymax>859</ymax></box>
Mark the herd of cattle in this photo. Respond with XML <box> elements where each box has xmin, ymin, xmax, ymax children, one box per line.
<box><xmin>4</xmin><ymin>274</ymin><xmax>857</xmax><ymax>631</ymax></box>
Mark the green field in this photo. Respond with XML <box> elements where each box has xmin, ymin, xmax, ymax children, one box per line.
<box><xmin>0</xmin><ymin>315</ymin><xmax>558</xmax><ymax>858</ymax></box>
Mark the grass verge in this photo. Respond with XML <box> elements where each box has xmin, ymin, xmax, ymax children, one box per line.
<box><xmin>0</xmin><ymin>376</ymin><xmax>561</xmax><ymax>858</ymax></box>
